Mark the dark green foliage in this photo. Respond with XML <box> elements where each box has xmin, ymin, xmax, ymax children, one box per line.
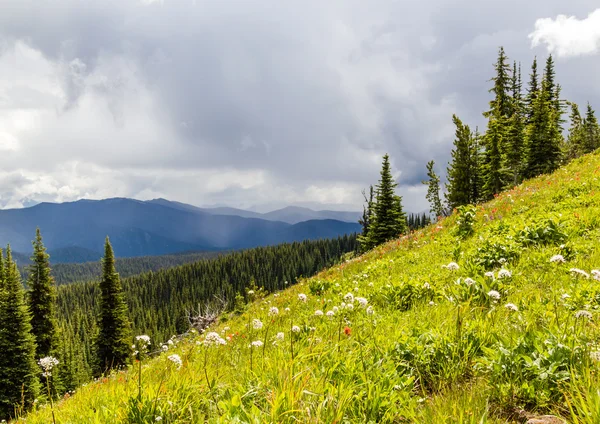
<box><xmin>582</xmin><ymin>103</ymin><xmax>600</xmax><ymax>154</ymax></box>
<box><xmin>27</xmin><ymin>229</ymin><xmax>59</xmax><ymax>359</ymax></box>
<box><xmin>525</xmin><ymin>57</ymin><xmax>539</xmax><ymax>124</ymax></box>
<box><xmin>455</xmin><ymin>205</ymin><xmax>477</xmax><ymax>239</ymax></box>
<box><xmin>482</xmin><ymin>117</ymin><xmax>507</xmax><ymax>198</ymax></box>
<box><xmin>407</xmin><ymin>213</ymin><xmax>431</xmax><ymax>231</ymax></box>
<box><xmin>95</xmin><ymin>237</ymin><xmax>132</xmax><ymax>375</ymax></box>
<box><xmin>361</xmin><ymin>154</ymin><xmax>407</xmax><ymax>250</ymax></box>
<box><xmin>483</xmin><ymin>47</ymin><xmax>512</xmax><ymax>120</ymax></box>
<box><xmin>446</xmin><ymin>115</ymin><xmax>480</xmax><ymax>208</ymax></box>
<box><xmin>505</xmin><ymin>61</ymin><xmax>526</xmax><ymax>185</ymax></box>
<box><xmin>358</xmin><ymin>186</ymin><xmax>374</xmax><ymax>250</ymax></box>
<box><xmin>422</xmin><ymin>160</ymin><xmax>445</xmax><ymax>219</ymax></box>
<box><xmin>0</xmin><ymin>247</ymin><xmax>40</xmax><ymax>420</ymax></box>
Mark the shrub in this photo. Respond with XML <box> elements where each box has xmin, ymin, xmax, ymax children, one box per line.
<box><xmin>455</xmin><ymin>205</ymin><xmax>477</xmax><ymax>239</ymax></box>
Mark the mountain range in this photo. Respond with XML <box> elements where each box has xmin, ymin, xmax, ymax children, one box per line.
<box><xmin>0</xmin><ymin>198</ymin><xmax>361</xmax><ymax>263</ymax></box>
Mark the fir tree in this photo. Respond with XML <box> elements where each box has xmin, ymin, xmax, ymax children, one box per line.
<box><xmin>422</xmin><ymin>160</ymin><xmax>445</xmax><ymax>219</ymax></box>
<box><xmin>95</xmin><ymin>237</ymin><xmax>131</xmax><ymax>375</ymax></box>
<box><xmin>357</xmin><ymin>186</ymin><xmax>374</xmax><ymax>251</ymax></box>
<box><xmin>483</xmin><ymin>47</ymin><xmax>512</xmax><ymax>120</ymax></box>
<box><xmin>525</xmin><ymin>57</ymin><xmax>539</xmax><ymax>124</ymax></box>
<box><xmin>565</xmin><ymin>102</ymin><xmax>584</xmax><ymax>160</ymax></box>
<box><xmin>446</xmin><ymin>115</ymin><xmax>478</xmax><ymax>208</ymax></box>
<box><xmin>366</xmin><ymin>154</ymin><xmax>407</xmax><ymax>247</ymax></box>
<box><xmin>582</xmin><ymin>103</ymin><xmax>600</xmax><ymax>154</ymax></box>
<box><xmin>27</xmin><ymin>229</ymin><xmax>59</xmax><ymax>360</ymax></box>
<box><xmin>0</xmin><ymin>246</ymin><xmax>40</xmax><ymax>419</ymax></box>
<box><xmin>505</xmin><ymin>61</ymin><xmax>526</xmax><ymax>185</ymax></box>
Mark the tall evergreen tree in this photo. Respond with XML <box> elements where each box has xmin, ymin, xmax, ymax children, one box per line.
<box><xmin>95</xmin><ymin>237</ymin><xmax>131</xmax><ymax>375</ymax></box>
<box><xmin>357</xmin><ymin>186</ymin><xmax>374</xmax><ymax>251</ymax></box>
<box><xmin>582</xmin><ymin>103</ymin><xmax>600</xmax><ymax>154</ymax></box>
<box><xmin>565</xmin><ymin>102</ymin><xmax>584</xmax><ymax>160</ymax></box>
<box><xmin>0</xmin><ymin>246</ymin><xmax>40</xmax><ymax>419</ymax></box>
<box><xmin>483</xmin><ymin>47</ymin><xmax>512</xmax><ymax>120</ymax></box>
<box><xmin>505</xmin><ymin>61</ymin><xmax>526</xmax><ymax>185</ymax></box>
<box><xmin>422</xmin><ymin>160</ymin><xmax>445</xmax><ymax>219</ymax></box>
<box><xmin>525</xmin><ymin>57</ymin><xmax>539</xmax><ymax>124</ymax></box>
<box><xmin>27</xmin><ymin>229</ymin><xmax>59</xmax><ymax>359</ymax></box>
<box><xmin>365</xmin><ymin>154</ymin><xmax>407</xmax><ymax>248</ymax></box>
<box><xmin>446</xmin><ymin>115</ymin><xmax>478</xmax><ymax>208</ymax></box>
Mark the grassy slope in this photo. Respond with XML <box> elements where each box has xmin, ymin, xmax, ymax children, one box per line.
<box><xmin>23</xmin><ymin>152</ymin><xmax>600</xmax><ymax>423</ymax></box>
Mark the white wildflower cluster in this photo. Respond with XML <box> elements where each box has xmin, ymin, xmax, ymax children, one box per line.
<box><xmin>590</xmin><ymin>351</ymin><xmax>600</xmax><ymax>362</ymax></box>
<box><xmin>356</xmin><ymin>297</ymin><xmax>368</xmax><ymax>308</ymax></box>
<box><xmin>38</xmin><ymin>356</ymin><xmax>59</xmax><ymax>377</ymax></box>
<box><xmin>135</xmin><ymin>335</ymin><xmax>151</xmax><ymax>348</ymax></box>
<box><xmin>167</xmin><ymin>354</ymin><xmax>183</xmax><ymax>369</ymax></box>
<box><xmin>484</xmin><ymin>271</ymin><xmax>495</xmax><ymax>279</ymax></box>
<box><xmin>268</xmin><ymin>306</ymin><xmax>279</xmax><ymax>316</ymax></box>
<box><xmin>291</xmin><ymin>325</ymin><xmax>301</xmax><ymax>333</ymax></box>
<box><xmin>345</xmin><ymin>303</ymin><xmax>354</xmax><ymax>311</ymax></box>
<box><xmin>570</xmin><ymin>268</ymin><xmax>590</xmax><ymax>279</ymax></box>
<box><xmin>298</xmin><ymin>293</ymin><xmax>308</xmax><ymax>302</ymax></box>
<box><xmin>443</xmin><ymin>262</ymin><xmax>459</xmax><ymax>271</ymax></box>
<box><xmin>464</xmin><ymin>278</ymin><xmax>476</xmax><ymax>287</ymax></box>
<box><xmin>332</xmin><ymin>306</ymin><xmax>339</xmax><ymax>313</ymax></box>
<box><xmin>161</xmin><ymin>344</ymin><xmax>169</xmax><ymax>352</ymax></box>
<box><xmin>326</xmin><ymin>310</ymin><xmax>335</xmax><ymax>318</ymax></box>
<box><xmin>275</xmin><ymin>332</ymin><xmax>285</xmax><ymax>341</ymax></box>
<box><xmin>575</xmin><ymin>310</ymin><xmax>593</xmax><ymax>320</ymax></box>
<box><xmin>423</xmin><ymin>282</ymin><xmax>431</xmax><ymax>290</ymax></box>
<box><xmin>315</xmin><ymin>310</ymin><xmax>324</xmax><ymax>316</ymax></box>
<box><xmin>204</xmin><ymin>332</ymin><xmax>227</xmax><ymax>346</ymax></box>
<box><xmin>252</xmin><ymin>319</ymin><xmax>264</xmax><ymax>330</ymax></box>
<box><xmin>343</xmin><ymin>293</ymin><xmax>354</xmax><ymax>303</ymax></box>
<box><xmin>550</xmin><ymin>254</ymin><xmax>565</xmax><ymax>263</ymax></box>
<box><xmin>561</xmin><ymin>293</ymin><xmax>571</xmax><ymax>300</ymax></box>
<box><xmin>504</xmin><ymin>303</ymin><xmax>518</xmax><ymax>312</ymax></box>
<box><xmin>487</xmin><ymin>290</ymin><xmax>501</xmax><ymax>301</ymax></box>
<box><xmin>592</xmin><ymin>270</ymin><xmax>600</xmax><ymax>281</ymax></box>
<box><xmin>250</xmin><ymin>340</ymin><xmax>264</xmax><ymax>348</ymax></box>
<box><xmin>498</xmin><ymin>269</ymin><xmax>512</xmax><ymax>279</ymax></box>
<box><xmin>366</xmin><ymin>306</ymin><xmax>374</xmax><ymax>315</ymax></box>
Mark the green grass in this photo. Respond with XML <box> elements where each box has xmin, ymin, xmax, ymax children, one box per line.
<box><xmin>20</xmin><ymin>151</ymin><xmax>600</xmax><ymax>423</ymax></box>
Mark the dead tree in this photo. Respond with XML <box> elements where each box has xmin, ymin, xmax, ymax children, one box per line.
<box><xmin>186</xmin><ymin>296</ymin><xmax>228</xmax><ymax>333</ymax></box>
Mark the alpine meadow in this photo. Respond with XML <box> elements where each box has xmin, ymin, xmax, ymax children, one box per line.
<box><xmin>2</xmin><ymin>2</ymin><xmax>600</xmax><ymax>423</ymax></box>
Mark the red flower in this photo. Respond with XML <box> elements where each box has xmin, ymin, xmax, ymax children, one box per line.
<box><xmin>344</xmin><ymin>326</ymin><xmax>351</xmax><ymax>336</ymax></box>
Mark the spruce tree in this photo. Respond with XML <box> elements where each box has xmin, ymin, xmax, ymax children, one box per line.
<box><xmin>446</xmin><ymin>115</ymin><xmax>478</xmax><ymax>208</ymax></box>
<box><xmin>422</xmin><ymin>160</ymin><xmax>445</xmax><ymax>219</ymax></box>
<box><xmin>0</xmin><ymin>246</ymin><xmax>40</xmax><ymax>419</ymax></box>
<box><xmin>366</xmin><ymin>154</ymin><xmax>407</xmax><ymax>247</ymax></box>
<box><xmin>505</xmin><ymin>61</ymin><xmax>526</xmax><ymax>185</ymax></box>
<box><xmin>95</xmin><ymin>237</ymin><xmax>131</xmax><ymax>375</ymax></box>
<box><xmin>357</xmin><ymin>186</ymin><xmax>374</xmax><ymax>251</ymax></box>
<box><xmin>525</xmin><ymin>57</ymin><xmax>539</xmax><ymax>124</ymax></box>
<box><xmin>28</xmin><ymin>229</ymin><xmax>59</xmax><ymax>359</ymax></box>
<box><xmin>565</xmin><ymin>102</ymin><xmax>584</xmax><ymax>160</ymax></box>
<box><xmin>582</xmin><ymin>103</ymin><xmax>600</xmax><ymax>154</ymax></box>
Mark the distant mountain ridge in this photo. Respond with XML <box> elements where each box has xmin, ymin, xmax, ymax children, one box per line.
<box><xmin>1</xmin><ymin>198</ymin><xmax>360</xmax><ymax>263</ymax></box>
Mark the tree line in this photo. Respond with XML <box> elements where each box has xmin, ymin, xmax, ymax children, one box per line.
<box><xmin>0</xmin><ymin>230</ymin><xmax>357</xmax><ymax>419</ymax></box>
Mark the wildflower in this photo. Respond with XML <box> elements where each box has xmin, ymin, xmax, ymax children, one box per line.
<box><xmin>135</xmin><ymin>335</ymin><xmax>151</xmax><ymax>348</ymax></box>
<box><xmin>561</xmin><ymin>293</ymin><xmax>571</xmax><ymax>300</ymax></box>
<box><xmin>291</xmin><ymin>325</ymin><xmax>301</xmax><ymax>333</ymax></box>
<box><xmin>575</xmin><ymin>310</ymin><xmax>593</xmax><ymax>320</ymax></box>
<box><xmin>423</xmin><ymin>282</ymin><xmax>431</xmax><ymax>289</ymax></box>
<box><xmin>275</xmin><ymin>332</ymin><xmax>285</xmax><ymax>341</ymax></box>
<box><xmin>344</xmin><ymin>293</ymin><xmax>354</xmax><ymax>303</ymax></box>
<box><xmin>39</xmin><ymin>356</ymin><xmax>59</xmax><ymax>377</ymax></box>
<box><xmin>315</xmin><ymin>310</ymin><xmax>324</xmax><ymax>316</ymax></box>
<box><xmin>156</xmin><ymin>417</ymin><xmax>163</xmax><ymax>422</ymax></box>
<box><xmin>443</xmin><ymin>262</ymin><xmax>459</xmax><ymax>271</ymax></box>
<box><xmin>326</xmin><ymin>310</ymin><xmax>335</xmax><ymax>318</ymax></box>
<box><xmin>332</xmin><ymin>306</ymin><xmax>339</xmax><ymax>313</ymax></box>
<box><xmin>168</xmin><ymin>354</ymin><xmax>183</xmax><ymax>369</ymax></box>
<box><xmin>343</xmin><ymin>326</ymin><xmax>351</xmax><ymax>336</ymax></box>
<box><xmin>428</xmin><ymin>301</ymin><xmax>435</xmax><ymax>306</ymax></box>
<box><xmin>464</xmin><ymin>278</ymin><xmax>476</xmax><ymax>286</ymax></box>
<box><xmin>368</xmin><ymin>282</ymin><xmax>374</xmax><ymax>287</ymax></box>
<box><xmin>484</xmin><ymin>271</ymin><xmax>495</xmax><ymax>279</ymax></box>
<box><xmin>354</xmin><ymin>287</ymin><xmax>359</xmax><ymax>292</ymax></box>
<box><xmin>285</xmin><ymin>307</ymin><xmax>291</xmax><ymax>312</ymax></box>
<box><xmin>504</xmin><ymin>303</ymin><xmax>518</xmax><ymax>312</ymax></box>
<box><xmin>247</xmin><ymin>290</ymin><xmax>255</xmax><ymax>295</ymax></box>
<box><xmin>268</xmin><ymin>306</ymin><xmax>279</xmax><ymax>316</ymax></box>
<box><xmin>356</xmin><ymin>297</ymin><xmax>368</xmax><ymax>307</ymax></box>
<box><xmin>570</xmin><ymin>268</ymin><xmax>590</xmax><ymax>279</ymax></box>
<box><xmin>223</xmin><ymin>326</ymin><xmax>230</xmax><ymax>331</ymax></box>
<box><xmin>487</xmin><ymin>290</ymin><xmax>501</xmax><ymax>301</ymax></box>
<box><xmin>252</xmin><ymin>319</ymin><xmax>263</xmax><ymax>330</ymax></box>
<box><xmin>592</xmin><ymin>270</ymin><xmax>600</xmax><ymax>281</ymax></box>
<box><xmin>161</xmin><ymin>344</ymin><xmax>169</xmax><ymax>352</ymax></box>
<box><xmin>366</xmin><ymin>306</ymin><xmax>374</xmax><ymax>315</ymax></box>
<box><xmin>204</xmin><ymin>332</ymin><xmax>227</xmax><ymax>346</ymax></box>
<box><xmin>590</xmin><ymin>351</ymin><xmax>600</xmax><ymax>362</ymax></box>
<box><xmin>498</xmin><ymin>269</ymin><xmax>512</xmax><ymax>279</ymax></box>
<box><xmin>298</xmin><ymin>293</ymin><xmax>308</xmax><ymax>302</ymax></box>
<box><xmin>550</xmin><ymin>254</ymin><xmax>565</xmax><ymax>263</ymax></box>
<box><xmin>167</xmin><ymin>339</ymin><xmax>174</xmax><ymax>346</ymax></box>
<box><xmin>346</xmin><ymin>303</ymin><xmax>354</xmax><ymax>311</ymax></box>
<box><xmin>250</xmin><ymin>340</ymin><xmax>264</xmax><ymax>348</ymax></box>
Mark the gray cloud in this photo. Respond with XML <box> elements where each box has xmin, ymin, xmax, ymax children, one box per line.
<box><xmin>0</xmin><ymin>0</ymin><xmax>599</xmax><ymax>213</ymax></box>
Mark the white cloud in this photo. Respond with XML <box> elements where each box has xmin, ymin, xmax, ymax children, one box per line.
<box><xmin>529</xmin><ymin>9</ymin><xmax>600</xmax><ymax>58</ymax></box>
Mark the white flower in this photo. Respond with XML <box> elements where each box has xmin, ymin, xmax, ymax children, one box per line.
<box><xmin>250</xmin><ymin>340</ymin><xmax>264</xmax><ymax>348</ymax></box>
<box><xmin>298</xmin><ymin>293</ymin><xmax>308</xmax><ymax>302</ymax></box>
<box><xmin>504</xmin><ymin>303</ymin><xmax>518</xmax><ymax>312</ymax></box>
<box><xmin>268</xmin><ymin>306</ymin><xmax>279</xmax><ymax>316</ymax></box>
<box><xmin>315</xmin><ymin>310</ymin><xmax>324</xmax><ymax>316</ymax></box>
<box><xmin>570</xmin><ymin>268</ymin><xmax>590</xmax><ymax>279</ymax></box>
<box><xmin>428</xmin><ymin>301</ymin><xmax>435</xmax><ymax>306</ymax></box>
<box><xmin>247</xmin><ymin>290</ymin><xmax>255</xmax><ymax>295</ymax></box>
<box><xmin>167</xmin><ymin>339</ymin><xmax>174</xmax><ymax>346</ymax></box>
<box><xmin>204</xmin><ymin>332</ymin><xmax>227</xmax><ymax>346</ymax></box>
<box><xmin>155</xmin><ymin>417</ymin><xmax>163</xmax><ymax>422</ymax></box>
<box><xmin>366</xmin><ymin>306</ymin><xmax>374</xmax><ymax>315</ymax></box>
<box><xmin>550</xmin><ymin>255</ymin><xmax>565</xmax><ymax>263</ymax></box>
<box><xmin>285</xmin><ymin>307</ymin><xmax>291</xmax><ymax>312</ymax></box>
<box><xmin>354</xmin><ymin>287</ymin><xmax>359</xmax><ymax>292</ymax></box>
<box><xmin>252</xmin><ymin>319</ymin><xmax>263</xmax><ymax>330</ymax></box>
<box><xmin>135</xmin><ymin>335</ymin><xmax>151</xmax><ymax>348</ymax></box>
<box><xmin>592</xmin><ymin>270</ymin><xmax>600</xmax><ymax>281</ymax></box>
<box><xmin>368</xmin><ymin>282</ymin><xmax>374</xmax><ymax>287</ymax></box>
<box><xmin>344</xmin><ymin>293</ymin><xmax>354</xmax><ymax>303</ymax></box>
<box><xmin>168</xmin><ymin>354</ymin><xmax>183</xmax><ymax>369</ymax></box>
<box><xmin>464</xmin><ymin>278</ymin><xmax>476</xmax><ymax>286</ymax></box>
<box><xmin>332</xmin><ymin>306</ymin><xmax>339</xmax><ymax>313</ymax></box>
<box><xmin>275</xmin><ymin>332</ymin><xmax>285</xmax><ymax>341</ymax></box>
<box><xmin>487</xmin><ymin>290</ymin><xmax>501</xmax><ymax>301</ymax></box>
<box><xmin>443</xmin><ymin>262</ymin><xmax>459</xmax><ymax>271</ymax></box>
<box><xmin>161</xmin><ymin>344</ymin><xmax>169</xmax><ymax>352</ymax></box>
<box><xmin>346</xmin><ymin>303</ymin><xmax>354</xmax><ymax>311</ymax></box>
<box><xmin>423</xmin><ymin>282</ymin><xmax>431</xmax><ymax>290</ymax></box>
<box><xmin>561</xmin><ymin>293</ymin><xmax>571</xmax><ymax>300</ymax></box>
<box><xmin>326</xmin><ymin>310</ymin><xmax>335</xmax><ymax>318</ymax></box>
<box><xmin>356</xmin><ymin>297</ymin><xmax>368</xmax><ymax>307</ymax></box>
<box><xmin>575</xmin><ymin>310</ymin><xmax>593</xmax><ymax>320</ymax></box>
<box><xmin>498</xmin><ymin>269</ymin><xmax>512</xmax><ymax>279</ymax></box>
<box><xmin>484</xmin><ymin>271</ymin><xmax>495</xmax><ymax>279</ymax></box>
<box><xmin>291</xmin><ymin>325</ymin><xmax>301</xmax><ymax>333</ymax></box>
<box><xmin>38</xmin><ymin>356</ymin><xmax>59</xmax><ymax>377</ymax></box>
<box><xmin>590</xmin><ymin>351</ymin><xmax>600</xmax><ymax>362</ymax></box>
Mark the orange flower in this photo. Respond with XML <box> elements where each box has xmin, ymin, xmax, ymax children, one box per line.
<box><xmin>344</xmin><ymin>326</ymin><xmax>351</xmax><ymax>336</ymax></box>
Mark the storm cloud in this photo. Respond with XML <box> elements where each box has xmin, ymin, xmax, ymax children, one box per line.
<box><xmin>0</xmin><ymin>1</ymin><xmax>599</xmax><ymax>212</ymax></box>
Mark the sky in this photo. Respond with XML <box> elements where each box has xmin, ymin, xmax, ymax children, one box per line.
<box><xmin>0</xmin><ymin>1</ymin><xmax>599</xmax><ymax>213</ymax></box>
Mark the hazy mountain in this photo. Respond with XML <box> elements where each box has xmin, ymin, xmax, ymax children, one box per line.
<box><xmin>1</xmin><ymin>198</ymin><xmax>360</xmax><ymax>262</ymax></box>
